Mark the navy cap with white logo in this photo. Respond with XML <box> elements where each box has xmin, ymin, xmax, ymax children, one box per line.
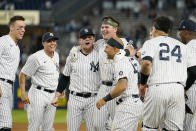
<box><xmin>178</xmin><ymin>19</ymin><xmax>196</xmax><ymax>32</ymax></box>
<box><xmin>79</xmin><ymin>27</ymin><xmax>95</xmax><ymax>38</ymax></box>
<box><xmin>42</xmin><ymin>32</ymin><xmax>59</xmax><ymax>42</ymax></box>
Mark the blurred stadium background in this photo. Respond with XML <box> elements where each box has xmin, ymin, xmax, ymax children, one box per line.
<box><xmin>0</xmin><ymin>0</ymin><xmax>196</xmax><ymax>129</ymax></box>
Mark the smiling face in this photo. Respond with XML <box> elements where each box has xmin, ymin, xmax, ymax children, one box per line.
<box><xmin>101</xmin><ymin>24</ymin><xmax>117</xmax><ymax>40</ymax></box>
<box><xmin>79</xmin><ymin>35</ymin><xmax>95</xmax><ymax>52</ymax></box>
<box><xmin>42</xmin><ymin>39</ymin><xmax>57</xmax><ymax>55</ymax></box>
<box><xmin>10</xmin><ymin>20</ymin><xmax>26</xmax><ymax>43</ymax></box>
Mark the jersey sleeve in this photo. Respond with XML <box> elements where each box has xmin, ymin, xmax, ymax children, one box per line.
<box><xmin>63</xmin><ymin>56</ymin><xmax>72</xmax><ymax>76</ymax></box>
<box><xmin>114</xmin><ymin>59</ymin><xmax>130</xmax><ymax>81</ymax></box>
<box><xmin>21</xmin><ymin>55</ymin><xmax>40</xmax><ymax>77</ymax></box>
<box><xmin>94</xmin><ymin>39</ymin><xmax>104</xmax><ymax>51</ymax></box>
<box><xmin>187</xmin><ymin>44</ymin><xmax>196</xmax><ymax>68</ymax></box>
<box><xmin>140</xmin><ymin>40</ymin><xmax>156</xmax><ymax>59</ymax></box>
<box><xmin>0</xmin><ymin>38</ymin><xmax>5</xmax><ymax>56</ymax></box>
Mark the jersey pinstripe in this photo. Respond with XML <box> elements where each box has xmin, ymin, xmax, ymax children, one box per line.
<box><xmin>112</xmin><ymin>56</ymin><xmax>142</xmax><ymax>131</ymax></box>
<box><xmin>184</xmin><ymin>39</ymin><xmax>196</xmax><ymax>131</ymax></box>
<box><xmin>64</xmin><ymin>49</ymin><xmax>100</xmax><ymax>131</ymax></box>
<box><xmin>0</xmin><ymin>34</ymin><xmax>20</xmax><ymax>128</ymax></box>
<box><xmin>93</xmin><ymin>38</ymin><xmax>130</xmax><ymax>131</ymax></box>
<box><xmin>0</xmin><ymin>35</ymin><xmax>20</xmax><ymax>81</ymax></box>
<box><xmin>63</xmin><ymin>49</ymin><xmax>100</xmax><ymax>93</ymax></box>
<box><xmin>140</xmin><ymin>36</ymin><xmax>196</xmax><ymax>86</ymax></box>
<box><xmin>95</xmin><ymin>38</ymin><xmax>128</xmax><ymax>82</ymax></box>
<box><xmin>21</xmin><ymin>49</ymin><xmax>59</xmax><ymax>131</ymax></box>
<box><xmin>113</xmin><ymin>56</ymin><xmax>139</xmax><ymax>97</ymax></box>
<box><xmin>140</xmin><ymin>36</ymin><xmax>196</xmax><ymax>130</ymax></box>
<box><xmin>21</xmin><ymin>50</ymin><xmax>60</xmax><ymax>90</ymax></box>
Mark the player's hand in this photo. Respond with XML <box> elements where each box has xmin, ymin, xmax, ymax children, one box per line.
<box><xmin>21</xmin><ymin>93</ymin><xmax>30</xmax><ymax>104</ymax></box>
<box><xmin>59</xmin><ymin>91</ymin><xmax>65</xmax><ymax>99</ymax></box>
<box><xmin>51</xmin><ymin>96</ymin><xmax>58</xmax><ymax>107</ymax></box>
<box><xmin>96</xmin><ymin>99</ymin><xmax>106</xmax><ymax>110</ymax></box>
<box><xmin>125</xmin><ymin>46</ymin><xmax>136</xmax><ymax>57</ymax></box>
<box><xmin>139</xmin><ymin>84</ymin><xmax>147</xmax><ymax>98</ymax></box>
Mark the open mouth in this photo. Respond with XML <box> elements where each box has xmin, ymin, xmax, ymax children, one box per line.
<box><xmin>85</xmin><ymin>42</ymin><xmax>90</xmax><ymax>45</ymax></box>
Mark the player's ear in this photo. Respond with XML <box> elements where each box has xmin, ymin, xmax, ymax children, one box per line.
<box><xmin>9</xmin><ymin>24</ymin><xmax>14</xmax><ymax>32</ymax></box>
<box><xmin>42</xmin><ymin>42</ymin><xmax>46</xmax><ymax>47</ymax></box>
<box><xmin>78</xmin><ymin>38</ymin><xmax>82</xmax><ymax>45</ymax></box>
<box><xmin>113</xmin><ymin>27</ymin><xmax>118</xmax><ymax>34</ymax></box>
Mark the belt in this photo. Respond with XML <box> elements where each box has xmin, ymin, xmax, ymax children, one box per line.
<box><xmin>70</xmin><ymin>91</ymin><xmax>97</xmax><ymax>98</ymax></box>
<box><xmin>116</xmin><ymin>94</ymin><xmax>139</xmax><ymax>105</ymax></box>
<box><xmin>0</xmin><ymin>78</ymin><xmax>14</xmax><ymax>85</ymax></box>
<box><xmin>36</xmin><ymin>86</ymin><xmax>55</xmax><ymax>93</ymax></box>
<box><xmin>102</xmin><ymin>81</ymin><xmax>113</xmax><ymax>86</ymax></box>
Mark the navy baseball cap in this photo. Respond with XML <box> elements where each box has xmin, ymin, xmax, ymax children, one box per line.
<box><xmin>42</xmin><ymin>32</ymin><xmax>59</xmax><ymax>42</ymax></box>
<box><xmin>79</xmin><ymin>27</ymin><xmax>95</xmax><ymax>38</ymax></box>
<box><xmin>178</xmin><ymin>19</ymin><xmax>196</xmax><ymax>32</ymax></box>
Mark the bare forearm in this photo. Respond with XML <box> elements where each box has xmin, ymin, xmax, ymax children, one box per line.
<box><xmin>110</xmin><ymin>78</ymin><xmax>127</xmax><ymax>98</ymax></box>
<box><xmin>141</xmin><ymin>60</ymin><xmax>151</xmax><ymax>75</ymax></box>
<box><xmin>19</xmin><ymin>72</ymin><xmax>26</xmax><ymax>94</ymax></box>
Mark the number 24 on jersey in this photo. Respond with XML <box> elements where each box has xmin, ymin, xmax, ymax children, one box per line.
<box><xmin>159</xmin><ymin>43</ymin><xmax>182</xmax><ymax>63</ymax></box>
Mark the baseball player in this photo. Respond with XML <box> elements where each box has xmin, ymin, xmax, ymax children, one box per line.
<box><xmin>0</xmin><ymin>15</ymin><xmax>25</xmax><ymax>131</ymax></box>
<box><xmin>96</xmin><ymin>37</ymin><xmax>143</xmax><ymax>131</ymax></box>
<box><xmin>178</xmin><ymin>19</ymin><xmax>196</xmax><ymax>131</ymax></box>
<box><xmin>140</xmin><ymin>16</ymin><xmax>196</xmax><ymax>131</ymax></box>
<box><xmin>93</xmin><ymin>16</ymin><xmax>137</xmax><ymax>130</ymax></box>
<box><xmin>19</xmin><ymin>32</ymin><xmax>59</xmax><ymax>131</ymax></box>
<box><xmin>51</xmin><ymin>27</ymin><xmax>100</xmax><ymax>131</ymax></box>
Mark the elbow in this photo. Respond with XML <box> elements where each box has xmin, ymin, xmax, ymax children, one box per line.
<box><xmin>142</xmin><ymin>60</ymin><xmax>151</xmax><ymax>67</ymax></box>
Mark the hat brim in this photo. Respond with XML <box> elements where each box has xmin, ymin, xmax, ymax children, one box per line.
<box><xmin>44</xmin><ymin>36</ymin><xmax>59</xmax><ymax>42</ymax></box>
<box><xmin>79</xmin><ymin>34</ymin><xmax>95</xmax><ymax>38</ymax></box>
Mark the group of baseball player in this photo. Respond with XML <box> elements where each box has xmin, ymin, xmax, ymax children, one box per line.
<box><xmin>0</xmin><ymin>14</ymin><xmax>196</xmax><ymax>131</ymax></box>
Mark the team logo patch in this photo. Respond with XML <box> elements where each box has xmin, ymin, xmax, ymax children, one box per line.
<box><xmin>90</xmin><ymin>61</ymin><xmax>99</xmax><ymax>72</ymax></box>
<box><xmin>50</xmin><ymin>33</ymin><xmax>54</xmax><ymax>36</ymax></box>
<box><xmin>119</xmin><ymin>71</ymin><xmax>123</xmax><ymax>76</ymax></box>
<box><xmin>84</xmin><ymin>29</ymin><xmax>89</xmax><ymax>33</ymax></box>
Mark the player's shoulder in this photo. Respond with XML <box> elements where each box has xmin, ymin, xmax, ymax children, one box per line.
<box><xmin>95</xmin><ymin>39</ymin><xmax>104</xmax><ymax>44</ymax></box>
<box><xmin>187</xmin><ymin>39</ymin><xmax>196</xmax><ymax>47</ymax></box>
<box><xmin>0</xmin><ymin>35</ymin><xmax>9</xmax><ymax>45</ymax></box>
<box><xmin>120</xmin><ymin>38</ymin><xmax>128</xmax><ymax>44</ymax></box>
<box><xmin>114</xmin><ymin>55</ymin><xmax>129</xmax><ymax>66</ymax></box>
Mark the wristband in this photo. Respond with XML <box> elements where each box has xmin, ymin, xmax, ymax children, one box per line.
<box><xmin>124</xmin><ymin>49</ymin><xmax>130</xmax><ymax>56</ymax></box>
<box><xmin>103</xmin><ymin>94</ymin><xmax>113</xmax><ymax>102</ymax></box>
<box><xmin>140</xmin><ymin>73</ymin><xmax>149</xmax><ymax>85</ymax></box>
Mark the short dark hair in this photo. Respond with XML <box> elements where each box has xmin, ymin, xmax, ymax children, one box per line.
<box><xmin>153</xmin><ymin>16</ymin><xmax>172</xmax><ymax>33</ymax></box>
<box><xmin>9</xmin><ymin>15</ymin><xmax>25</xmax><ymax>26</ymax></box>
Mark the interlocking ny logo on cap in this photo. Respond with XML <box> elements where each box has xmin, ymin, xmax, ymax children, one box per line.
<box><xmin>183</xmin><ymin>25</ymin><xmax>186</xmax><ymax>29</ymax></box>
<box><xmin>50</xmin><ymin>33</ymin><xmax>54</xmax><ymax>36</ymax></box>
<box><xmin>84</xmin><ymin>29</ymin><xmax>89</xmax><ymax>33</ymax></box>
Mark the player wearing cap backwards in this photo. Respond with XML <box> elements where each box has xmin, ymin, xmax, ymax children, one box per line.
<box><xmin>96</xmin><ymin>37</ymin><xmax>143</xmax><ymax>131</ymax></box>
<box><xmin>51</xmin><ymin>27</ymin><xmax>100</xmax><ymax>131</ymax></box>
<box><xmin>139</xmin><ymin>16</ymin><xmax>196</xmax><ymax>131</ymax></box>
<box><xmin>178</xmin><ymin>19</ymin><xmax>196</xmax><ymax>131</ymax></box>
<box><xmin>19</xmin><ymin>32</ymin><xmax>59</xmax><ymax>131</ymax></box>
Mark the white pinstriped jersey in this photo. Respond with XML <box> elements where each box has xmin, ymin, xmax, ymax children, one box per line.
<box><xmin>113</xmin><ymin>56</ymin><xmax>139</xmax><ymax>98</ymax></box>
<box><xmin>140</xmin><ymin>36</ymin><xmax>196</xmax><ymax>86</ymax></box>
<box><xmin>63</xmin><ymin>50</ymin><xmax>100</xmax><ymax>93</ymax></box>
<box><xmin>94</xmin><ymin>38</ymin><xmax>128</xmax><ymax>82</ymax></box>
<box><xmin>0</xmin><ymin>35</ymin><xmax>20</xmax><ymax>81</ymax></box>
<box><xmin>21</xmin><ymin>50</ymin><xmax>59</xmax><ymax>90</ymax></box>
<box><xmin>187</xmin><ymin>39</ymin><xmax>196</xmax><ymax>84</ymax></box>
